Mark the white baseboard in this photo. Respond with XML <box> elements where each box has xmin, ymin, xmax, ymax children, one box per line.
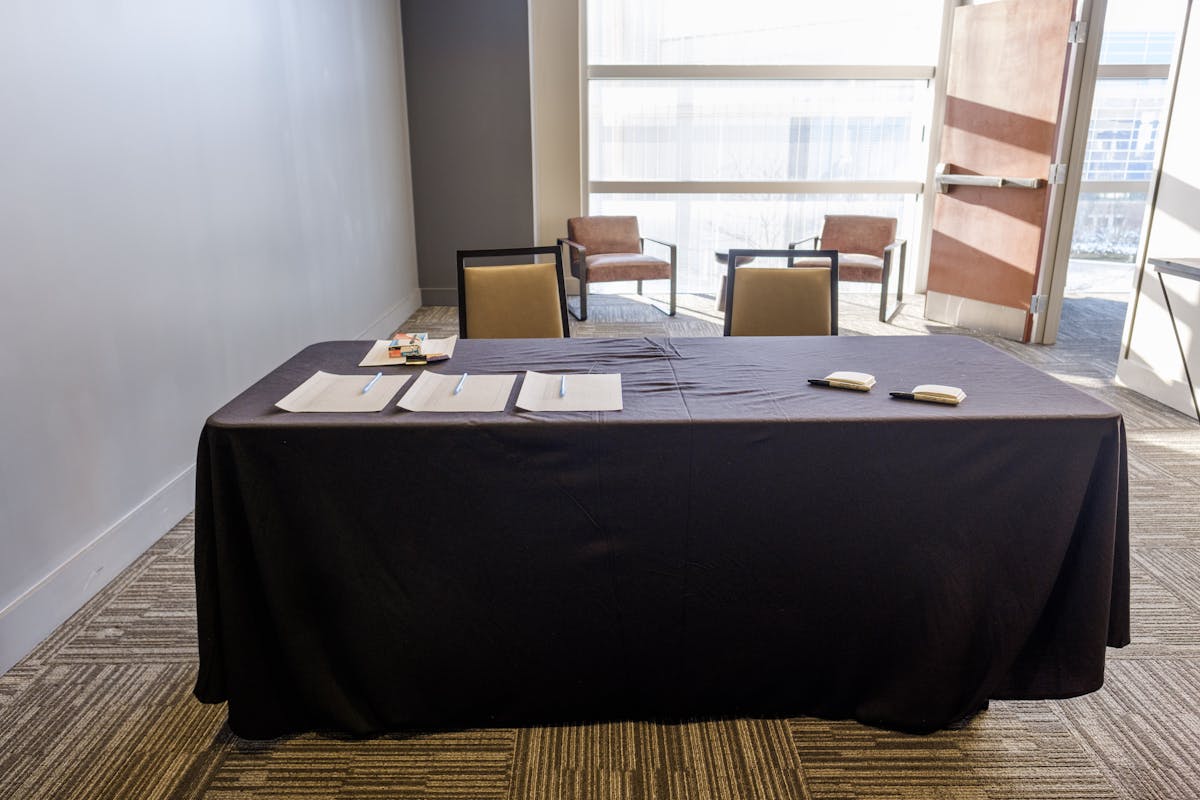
<box><xmin>0</xmin><ymin>466</ymin><xmax>195</xmax><ymax>675</ymax></box>
<box><xmin>359</xmin><ymin>289</ymin><xmax>423</xmax><ymax>339</ymax></box>
<box><xmin>924</xmin><ymin>291</ymin><xmax>1028</xmax><ymax>340</ymax></box>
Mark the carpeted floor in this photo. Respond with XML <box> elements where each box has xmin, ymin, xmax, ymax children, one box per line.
<box><xmin>2</xmin><ymin>292</ymin><xmax>1198</xmax><ymax>800</ymax></box>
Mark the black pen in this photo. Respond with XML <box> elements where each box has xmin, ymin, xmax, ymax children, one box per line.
<box><xmin>808</xmin><ymin>378</ymin><xmax>871</xmax><ymax>391</ymax></box>
<box><xmin>889</xmin><ymin>391</ymin><xmax>917</xmax><ymax>400</ymax></box>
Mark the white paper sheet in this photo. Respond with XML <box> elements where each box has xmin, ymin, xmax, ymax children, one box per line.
<box><xmin>358</xmin><ymin>336</ymin><xmax>458</xmax><ymax>367</ymax></box>
<box><xmin>275</xmin><ymin>371</ymin><xmax>411</xmax><ymax>412</ymax></box>
<box><xmin>515</xmin><ymin>371</ymin><xmax>623</xmax><ymax>412</ymax></box>
<box><xmin>397</xmin><ymin>371</ymin><xmax>516</xmax><ymax>412</ymax></box>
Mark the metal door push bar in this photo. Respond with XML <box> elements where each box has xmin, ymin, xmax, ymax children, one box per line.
<box><xmin>935</xmin><ymin>162</ymin><xmax>1045</xmax><ymax>193</ymax></box>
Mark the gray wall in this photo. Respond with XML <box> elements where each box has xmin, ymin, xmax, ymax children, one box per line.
<box><xmin>401</xmin><ymin>0</ymin><xmax>535</xmax><ymax>305</ymax></box>
<box><xmin>0</xmin><ymin>0</ymin><xmax>420</xmax><ymax>672</ymax></box>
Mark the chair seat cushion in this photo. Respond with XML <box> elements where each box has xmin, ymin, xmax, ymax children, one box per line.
<box><xmin>791</xmin><ymin>253</ymin><xmax>883</xmax><ymax>284</ymax></box>
<box><xmin>585</xmin><ymin>253</ymin><xmax>671</xmax><ymax>283</ymax></box>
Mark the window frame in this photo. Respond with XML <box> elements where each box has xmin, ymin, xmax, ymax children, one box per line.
<box><xmin>580</xmin><ymin>1</ymin><xmax>949</xmax><ymax>275</ymax></box>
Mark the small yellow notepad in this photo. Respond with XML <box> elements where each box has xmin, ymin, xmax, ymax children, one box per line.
<box><xmin>808</xmin><ymin>371</ymin><xmax>876</xmax><ymax>391</ymax></box>
<box><xmin>890</xmin><ymin>384</ymin><xmax>967</xmax><ymax>405</ymax></box>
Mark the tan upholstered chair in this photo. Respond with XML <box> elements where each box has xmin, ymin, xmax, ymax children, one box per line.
<box><xmin>723</xmin><ymin>249</ymin><xmax>839</xmax><ymax>336</ymax></box>
<box><xmin>559</xmin><ymin>216</ymin><xmax>676</xmax><ymax>321</ymax></box>
<box><xmin>456</xmin><ymin>245</ymin><xmax>569</xmax><ymax>339</ymax></box>
<box><xmin>790</xmin><ymin>215</ymin><xmax>906</xmax><ymax>323</ymax></box>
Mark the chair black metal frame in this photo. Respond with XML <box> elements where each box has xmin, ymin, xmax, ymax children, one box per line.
<box><xmin>723</xmin><ymin>249</ymin><xmax>839</xmax><ymax>336</ymax></box>
<box><xmin>456</xmin><ymin>245</ymin><xmax>570</xmax><ymax>339</ymax></box>
<box><xmin>789</xmin><ymin>234</ymin><xmax>906</xmax><ymax>324</ymax></box>
<box><xmin>557</xmin><ymin>234</ymin><xmax>678</xmax><ymax>321</ymax></box>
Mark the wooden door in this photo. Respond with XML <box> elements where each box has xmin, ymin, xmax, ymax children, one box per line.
<box><xmin>925</xmin><ymin>0</ymin><xmax>1076</xmax><ymax>341</ymax></box>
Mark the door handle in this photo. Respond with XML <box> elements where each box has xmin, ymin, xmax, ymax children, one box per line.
<box><xmin>935</xmin><ymin>163</ymin><xmax>1045</xmax><ymax>193</ymax></box>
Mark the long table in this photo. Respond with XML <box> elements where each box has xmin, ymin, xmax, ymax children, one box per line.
<box><xmin>194</xmin><ymin>335</ymin><xmax>1129</xmax><ymax>738</ymax></box>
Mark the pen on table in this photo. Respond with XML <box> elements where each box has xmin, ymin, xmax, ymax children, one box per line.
<box><xmin>362</xmin><ymin>372</ymin><xmax>382</xmax><ymax>394</ymax></box>
<box><xmin>559</xmin><ymin>375</ymin><xmax>567</xmax><ymax>397</ymax></box>
<box><xmin>453</xmin><ymin>373</ymin><xmax>468</xmax><ymax>395</ymax></box>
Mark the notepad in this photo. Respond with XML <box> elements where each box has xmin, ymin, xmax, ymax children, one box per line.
<box><xmin>515</xmin><ymin>371</ymin><xmax>623</xmax><ymax>412</ymax></box>
<box><xmin>359</xmin><ymin>336</ymin><xmax>458</xmax><ymax>367</ymax></box>
<box><xmin>397</xmin><ymin>371</ymin><xmax>516</xmax><ymax>412</ymax></box>
<box><xmin>808</xmin><ymin>371</ymin><xmax>877</xmax><ymax>391</ymax></box>
<box><xmin>890</xmin><ymin>384</ymin><xmax>967</xmax><ymax>405</ymax></box>
<box><xmin>276</xmin><ymin>371</ymin><xmax>411</xmax><ymax>412</ymax></box>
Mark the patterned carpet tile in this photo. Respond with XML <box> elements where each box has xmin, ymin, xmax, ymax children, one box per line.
<box><xmin>1108</xmin><ymin>556</ymin><xmax>1200</xmax><ymax>659</ymax></box>
<box><xmin>53</xmin><ymin>555</ymin><xmax>200</xmax><ymax>665</ymax></box>
<box><xmin>1128</xmin><ymin>478</ymin><xmax>1200</xmax><ymax>549</ymax></box>
<box><xmin>509</xmin><ymin>718</ymin><xmax>810</xmax><ymax>800</ymax></box>
<box><xmin>1053</xmin><ymin>660</ymin><xmax>1200</xmax><ymax>800</ymax></box>
<box><xmin>0</xmin><ymin>663</ymin><xmax>226</xmax><ymax>800</ymax></box>
<box><xmin>0</xmin><ymin>663</ymin><xmax>40</xmax><ymax>709</ymax></box>
<box><xmin>200</xmin><ymin>729</ymin><xmax>517</xmax><ymax>800</ymax></box>
<box><xmin>1134</xmin><ymin>548</ymin><xmax>1200</xmax><ymax>613</ymax></box>
<box><xmin>790</xmin><ymin>703</ymin><xmax>1120</xmax><ymax>800</ymax></box>
<box><xmin>1126</xmin><ymin>431</ymin><xmax>1200</xmax><ymax>487</ymax></box>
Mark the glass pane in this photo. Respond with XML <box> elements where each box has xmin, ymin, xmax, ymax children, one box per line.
<box><xmin>1099</xmin><ymin>0</ymin><xmax>1182</xmax><ymax>65</ymax></box>
<box><xmin>1082</xmin><ymin>80</ymin><xmax>1167</xmax><ymax>182</ymax></box>
<box><xmin>590</xmin><ymin>80</ymin><xmax>930</xmax><ymax>181</ymax></box>
<box><xmin>588</xmin><ymin>192</ymin><xmax>918</xmax><ymax>294</ymax></box>
<box><xmin>1070</xmin><ymin>191</ymin><xmax>1147</xmax><ymax>264</ymax></box>
<box><xmin>588</xmin><ymin>0</ymin><xmax>943</xmax><ymax>66</ymax></box>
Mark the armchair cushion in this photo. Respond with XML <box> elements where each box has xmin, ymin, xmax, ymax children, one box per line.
<box><xmin>791</xmin><ymin>253</ymin><xmax>884</xmax><ymax>284</ymax></box>
<box><xmin>584</xmin><ymin>253</ymin><xmax>671</xmax><ymax>283</ymax></box>
<box><xmin>819</xmin><ymin>215</ymin><xmax>897</xmax><ymax>259</ymax></box>
<box><xmin>567</xmin><ymin>216</ymin><xmax>641</xmax><ymax>256</ymax></box>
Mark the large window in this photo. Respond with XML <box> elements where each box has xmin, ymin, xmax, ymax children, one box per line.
<box><xmin>1068</xmin><ymin>0</ymin><xmax>1183</xmax><ymax>287</ymax></box>
<box><xmin>585</xmin><ymin>1</ymin><xmax>943</xmax><ymax>295</ymax></box>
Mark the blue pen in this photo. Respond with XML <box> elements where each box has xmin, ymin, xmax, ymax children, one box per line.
<box><xmin>453</xmin><ymin>373</ymin><xmax>468</xmax><ymax>395</ymax></box>
<box><xmin>559</xmin><ymin>375</ymin><xmax>566</xmax><ymax>397</ymax></box>
<box><xmin>362</xmin><ymin>372</ymin><xmax>382</xmax><ymax>394</ymax></box>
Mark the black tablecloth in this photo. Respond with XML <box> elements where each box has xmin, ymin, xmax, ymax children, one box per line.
<box><xmin>194</xmin><ymin>335</ymin><xmax>1129</xmax><ymax>738</ymax></box>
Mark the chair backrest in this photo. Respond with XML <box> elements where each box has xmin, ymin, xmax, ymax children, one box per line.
<box><xmin>723</xmin><ymin>249</ymin><xmax>838</xmax><ymax>336</ymax></box>
<box><xmin>819</xmin><ymin>215</ymin><xmax>897</xmax><ymax>259</ymax></box>
<box><xmin>457</xmin><ymin>246</ymin><xmax>569</xmax><ymax>339</ymax></box>
<box><xmin>567</xmin><ymin>216</ymin><xmax>641</xmax><ymax>256</ymax></box>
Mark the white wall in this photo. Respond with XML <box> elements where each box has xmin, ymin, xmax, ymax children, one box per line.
<box><xmin>1116</xmin><ymin>8</ymin><xmax>1200</xmax><ymax>419</ymax></box>
<box><xmin>0</xmin><ymin>0</ymin><xmax>420</xmax><ymax>673</ymax></box>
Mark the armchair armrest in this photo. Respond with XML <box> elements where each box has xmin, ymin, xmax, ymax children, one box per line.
<box><xmin>558</xmin><ymin>237</ymin><xmax>587</xmax><ymax>279</ymax></box>
<box><xmin>883</xmin><ymin>239</ymin><xmax>908</xmax><ymax>307</ymax></box>
<box><xmin>789</xmin><ymin>236</ymin><xmax>820</xmax><ymax>249</ymax></box>
<box><xmin>640</xmin><ymin>235</ymin><xmax>675</xmax><ymax>250</ymax></box>
<box><xmin>883</xmin><ymin>239</ymin><xmax>907</xmax><ymax>260</ymax></box>
<box><xmin>558</xmin><ymin>237</ymin><xmax>587</xmax><ymax>254</ymax></box>
<box><xmin>640</xmin><ymin>236</ymin><xmax>677</xmax><ymax>271</ymax></box>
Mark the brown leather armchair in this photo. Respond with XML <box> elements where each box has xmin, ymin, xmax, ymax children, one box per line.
<box><xmin>790</xmin><ymin>215</ymin><xmax>906</xmax><ymax>323</ymax></box>
<box><xmin>558</xmin><ymin>216</ymin><xmax>677</xmax><ymax>321</ymax></box>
